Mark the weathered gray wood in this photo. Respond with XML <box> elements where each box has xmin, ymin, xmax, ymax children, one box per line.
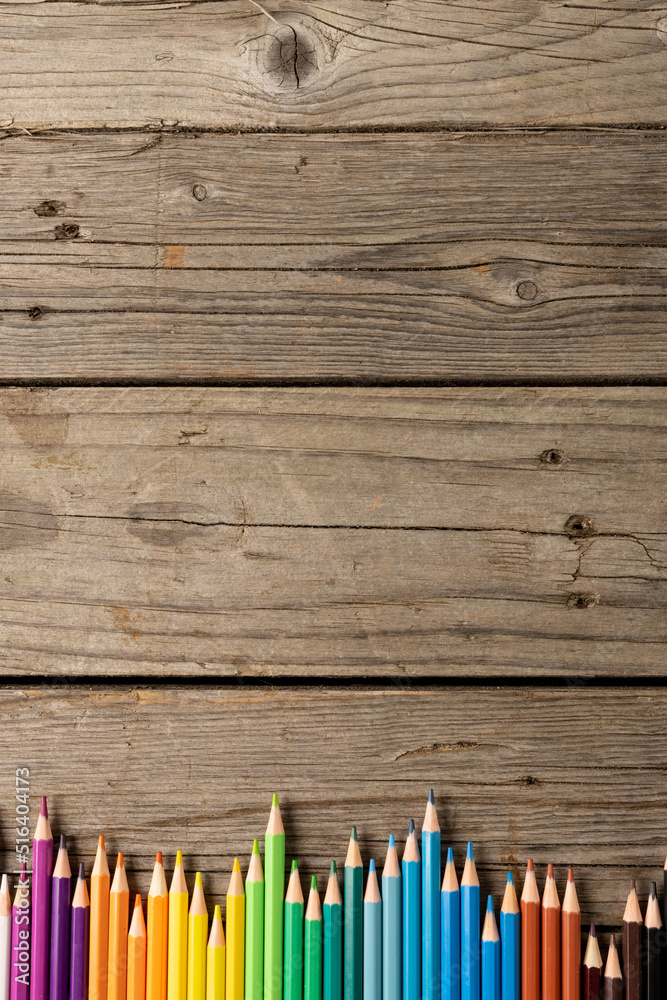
<box><xmin>0</xmin><ymin>685</ymin><xmax>665</xmax><ymax>927</ymax></box>
<box><xmin>2</xmin><ymin>132</ymin><xmax>666</xmax><ymax>381</ymax></box>
<box><xmin>1</xmin><ymin>0</ymin><xmax>666</xmax><ymax>128</ymax></box>
<box><xmin>0</xmin><ymin>387</ymin><xmax>665</xmax><ymax>677</ymax></box>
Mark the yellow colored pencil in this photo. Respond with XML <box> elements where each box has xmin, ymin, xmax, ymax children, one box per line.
<box><xmin>108</xmin><ymin>854</ymin><xmax>130</xmax><ymax>1000</ymax></box>
<box><xmin>226</xmin><ymin>860</ymin><xmax>245</xmax><ymax>1000</ymax></box>
<box><xmin>128</xmin><ymin>895</ymin><xmax>147</xmax><ymax>1000</ymax></box>
<box><xmin>90</xmin><ymin>836</ymin><xmax>111</xmax><ymax>1000</ymax></box>
<box><xmin>168</xmin><ymin>853</ymin><xmax>189</xmax><ymax>1000</ymax></box>
<box><xmin>147</xmin><ymin>852</ymin><xmax>169</xmax><ymax>1000</ymax></box>
<box><xmin>188</xmin><ymin>874</ymin><xmax>208</xmax><ymax>1000</ymax></box>
<box><xmin>207</xmin><ymin>906</ymin><xmax>226</xmax><ymax>1000</ymax></box>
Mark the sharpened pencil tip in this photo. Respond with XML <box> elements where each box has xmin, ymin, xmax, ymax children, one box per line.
<box><xmin>156</xmin><ymin>852</ymin><xmax>163</xmax><ymax>865</ymax></box>
<box><xmin>547</xmin><ymin>863</ymin><xmax>554</xmax><ymax>877</ymax></box>
<box><xmin>233</xmin><ymin>858</ymin><xmax>241</xmax><ymax>873</ymax></box>
<box><xmin>630</xmin><ymin>878</ymin><xmax>636</xmax><ymax>890</ymax></box>
<box><xmin>650</xmin><ymin>881</ymin><xmax>657</xmax><ymax>899</ymax></box>
<box><xmin>486</xmin><ymin>894</ymin><xmax>493</xmax><ymax>911</ymax></box>
<box><xmin>117</xmin><ymin>853</ymin><xmax>124</xmax><ymax>868</ymax></box>
<box><xmin>175</xmin><ymin>850</ymin><xmax>183</xmax><ymax>866</ymax></box>
<box><xmin>466</xmin><ymin>842</ymin><xmax>473</xmax><ymax>860</ymax></box>
<box><xmin>78</xmin><ymin>862</ymin><xmax>85</xmax><ymax>880</ymax></box>
<box><xmin>330</xmin><ymin>860</ymin><xmax>336</xmax><ymax>875</ymax></box>
<box><xmin>507</xmin><ymin>872</ymin><xmax>513</xmax><ymax>884</ymax></box>
<box><xmin>408</xmin><ymin>819</ymin><xmax>415</xmax><ymax>835</ymax></box>
<box><xmin>290</xmin><ymin>859</ymin><xmax>298</xmax><ymax>872</ymax></box>
<box><xmin>272</xmin><ymin>793</ymin><xmax>279</xmax><ymax>807</ymax></box>
<box><xmin>590</xmin><ymin>922</ymin><xmax>596</xmax><ymax>936</ymax></box>
<box><xmin>195</xmin><ymin>871</ymin><xmax>203</xmax><ymax>887</ymax></box>
<box><xmin>527</xmin><ymin>858</ymin><xmax>534</xmax><ymax>872</ymax></box>
<box><xmin>351</xmin><ymin>826</ymin><xmax>358</xmax><ymax>841</ymax></box>
<box><xmin>428</xmin><ymin>788</ymin><xmax>435</xmax><ymax>804</ymax></box>
<box><xmin>568</xmin><ymin>867</ymin><xmax>574</xmax><ymax>881</ymax></box>
<box><xmin>311</xmin><ymin>875</ymin><xmax>317</xmax><ymax>890</ymax></box>
<box><xmin>388</xmin><ymin>834</ymin><xmax>395</xmax><ymax>847</ymax></box>
<box><xmin>59</xmin><ymin>834</ymin><xmax>66</xmax><ymax>851</ymax></box>
<box><xmin>252</xmin><ymin>839</ymin><xmax>259</xmax><ymax>855</ymax></box>
<box><xmin>447</xmin><ymin>847</ymin><xmax>453</xmax><ymax>862</ymax></box>
<box><xmin>98</xmin><ymin>834</ymin><xmax>105</xmax><ymax>850</ymax></box>
<box><xmin>40</xmin><ymin>796</ymin><xmax>48</xmax><ymax>818</ymax></box>
<box><xmin>369</xmin><ymin>859</ymin><xmax>375</xmax><ymax>872</ymax></box>
<box><xmin>134</xmin><ymin>893</ymin><xmax>141</xmax><ymax>909</ymax></box>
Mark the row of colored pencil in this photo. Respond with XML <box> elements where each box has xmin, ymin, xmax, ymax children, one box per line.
<box><xmin>1</xmin><ymin>792</ymin><xmax>665</xmax><ymax>1000</ymax></box>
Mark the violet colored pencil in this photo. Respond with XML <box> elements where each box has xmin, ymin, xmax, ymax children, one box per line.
<box><xmin>30</xmin><ymin>797</ymin><xmax>53</xmax><ymax>1000</ymax></box>
<box><xmin>11</xmin><ymin>863</ymin><xmax>30</xmax><ymax>1000</ymax></box>
<box><xmin>49</xmin><ymin>837</ymin><xmax>71</xmax><ymax>1000</ymax></box>
<box><xmin>69</xmin><ymin>865</ymin><xmax>90</xmax><ymax>1000</ymax></box>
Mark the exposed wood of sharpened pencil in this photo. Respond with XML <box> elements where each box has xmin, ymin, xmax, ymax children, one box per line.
<box><xmin>90</xmin><ymin>836</ymin><xmax>110</xmax><ymax>1000</ymax></box>
<box><xmin>604</xmin><ymin>936</ymin><xmax>623</xmax><ymax>1000</ymax></box>
<box><xmin>583</xmin><ymin>924</ymin><xmax>602</xmax><ymax>1000</ymax></box>
<box><xmin>644</xmin><ymin>883</ymin><xmax>662</xmax><ymax>1000</ymax></box>
<box><xmin>623</xmin><ymin>881</ymin><xmax>643</xmax><ymax>1000</ymax></box>
<box><xmin>561</xmin><ymin>869</ymin><xmax>580</xmax><ymax>1000</ymax></box>
<box><xmin>108</xmin><ymin>854</ymin><xmax>130</xmax><ymax>1000</ymax></box>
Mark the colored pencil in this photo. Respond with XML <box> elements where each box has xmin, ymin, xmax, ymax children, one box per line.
<box><xmin>49</xmin><ymin>835</ymin><xmax>71</xmax><ymax>1000</ymax></box>
<box><xmin>422</xmin><ymin>791</ymin><xmax>441</xmax><ymax>1000</ymax></box>
<box><xmin>284</xmin><ymin>862</ymin><xmax>304</xmax><ymax>1000</ymax></box>
<box><xmin>108</xmin><ymin>854</ymin><xmax>130</xmax><ymax>1000</ymax></box>
<box><xmin>381</xmin><ymin>836</ymin><xmax>400</xmax><ymax>1000</ymax></box>
<box><xmin>363</xmin><ymin>861</ymin><xmax>381</xmax><ymax>1000</ymax></box>
<box><xmin>11</xmin><ymin>863</ymin><xmax>30</xmax><ymax>1000</ymax></box>
<box><xmin>499</xmin><ymin>874</ymin><xmax>519</xmax><ymax>1000</ymax></box>
<box><xmin>441</xmin><ymin>849</ymin><xmax>460</xmax><ymax>1000</ymax></box>
<box><xmin>481</xmin><ymin>897</ymin><xmax>500</xmax><ymax>1000</ymax></box>
<box><xmin>187</xmin><ymin>874</ymin><xmax>208</xmax><ymax>1000</ymax></box>
<box><xmin>245</xmin><ymin>841</ymin><xmax>264</xmax><ymax>1000</ymax></box>
<box><xmin>206</xmin><ymin>905</ymin><xmax>227</xmax><ymax>1000</ymax></box>
<box><xmin>90</xmin><ymin>836</ymin><xmax>110</xmax><ymax>1000</ymax></box>
<box><xmin>0</xmin><ymin>875</ymin><xmax>11</xmax><ymax>1000</ymax></box>
<box><xmin>582</xmin><ymin>924</ymin><xmax>602</xmax><ymax>1000</ymax></box>
<box><xmin>603</xmin><ymin>935</ymin><xmax>622</xmax><ymax>1000</ymax></box>
<box><xmin>344</xmin><ymin>829</ymin><xmax>362</xmax><ymax>1000</ymax></box>
<box><xmin>128</xmin><ymin>896</ymin><xmax>147</xmax><ymax>1000</ymax></box>
<box><xmin>519</xmin><ymin>861</ymin><xmax>539</xmax><ymax>1000</ymax></box>
<box><xmin>226</xmin><ymin>861</ymin><xmax>244</xmax><ymax>1000</ymax></box>
<box><xmin>541</xmin><ymin>865</ymin><xmax>560</xmax><ymax>1000</ymax></box>
<box><xmin>304</xmin><ymin>877</ymin><xmax>322</xmax><ymax>1000</ymax></box>
<box><xmin>323</xmin><ymin>863</ymin><xmax>342</xmax><ymax>1000</ymax></box>
<box><xmin>31</xmin><ymin>796</ymin><xmax>53</xmax><ymax>1000</ymax></box>
<box><xmin>644</xmin><ymin>881</ymin><xmax>662</xmax><ymax>1000</ymax></box>
<box><xmin>561</xmin><ymin>868</ymin><xmax>580</xmax><ymax>1000</ymax></box>
<box><xmin>70</xmin><ymin>865</ymin><xmax>90</xmax><ymax>1000</ymax></box>
<box><xmin>622</xmin><ymin>880</ymin><xmax>642</xmax><ymax>1000</ymax></box>
<box><xmin>402</xmin><ymin>820</ymin><xmax>421</xmax><ymax>1000</ymax></box>
<box><xmin>147</xmin><ymin>853</ymin><xmax>168</xmax><ymax>1000</ymax></box>
<box><xmin>264</xmin><ymin>795</ymin><xmax>285</xmax><ymax>1000</ymax></box>
<box><xmin>206</xmin><ymin>907</ymin><xmax>225</xmax><ymax>1000</ymax></box>
<box><xmin>167</xmin><ymin>852</ymin><xmax>189</xmax><ymax>1000</ymax></box>
<box><xmin>461</xmin><ymin>843</ymin><xmax>480</xmax><ymax>1000</ymax></box>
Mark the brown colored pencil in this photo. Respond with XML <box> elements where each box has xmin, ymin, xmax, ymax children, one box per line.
<box><xmin>644</xmin><ymin>881</ymin><xmax>662</xmax><ymax>1000</ymax></box>
<box><xmin>541</xmin><ymin>865</ymin><xmax>560</xmax><ymax>1000</ymax></box>
<box><xmin>604</xmin><ymin>935</ymin><xmax>623</xmax><ymax>1000</ymax></box>
<box><xmin>520</xmin><ymin>860</ymin><xmax>540</xmax><ymax>1000</ymax></box>
<box><xmin>622</xmin><ymin>880</ymin><xmax>642</xmax><ymax>1000</ymax></box>
<box><xmin>582</xmin><ymin>924</ymin><xmax>602</xmax><ymax>1000</ymax></box>
<box><xmin>561</xmin><ymin>869</ymin><xmax>580</xmax><ymax>1000</ymax></box>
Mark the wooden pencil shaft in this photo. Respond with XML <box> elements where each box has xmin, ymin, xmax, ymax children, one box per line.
<box><xmin>264</xmin><ymin>829</ymin><xmax>285</xmax><ymax>1000</ymax></box>
<box><xmin>343</xmin><ymin>867</ymin><xmax>362</xmax><ymax>1000</ymax></box>
<box><xmin>622</xmin><ymin>921</ymin><xmax>642</xmax><ymax>1000</ymax></box>
<box><xmin>644</xmin><ymin>926</ymin><xmax>661</xmax><ymax>1000</ymax></box>
<box><xmin>583</xmin><ymin>967</ymin><xmax>600</xmax><ymax>1000</ymax></box>
<box><xmin>323</xmin><ymin>900</ymin><xmax>342</xmax><ymax>1000</ymax></box>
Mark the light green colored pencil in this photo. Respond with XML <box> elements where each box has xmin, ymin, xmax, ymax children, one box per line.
<box><xmin>284</xmin><ymin>861</ymin><xmax>304</xmax><ymax>1000</ymax></box>
<box><xmin>304</xmin><ymin>877</ymin><xmax>322</xmax><ymax>1000</ymax></box>
<box><xmin>264</xmin><ymin>795</ymin><xmax>285</xmax><ymax>1000</ymax></box>
<box><xmin>246</xmin><ymin>839</ymin><xmax>265</xmax><ymax>1000</ymax></box>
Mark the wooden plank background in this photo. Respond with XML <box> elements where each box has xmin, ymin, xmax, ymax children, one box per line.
<box><xmin>2</xmin><ymin>0</ymin><xmax>666</xmax><ymax>944</ymax></box>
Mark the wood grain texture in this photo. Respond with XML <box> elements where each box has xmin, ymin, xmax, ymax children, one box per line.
<box><xmin>1</xmin><ymin>0</ymin><xmax>666</xmax><ymax>128</ymax></box>
<box><xmin>0</xmin><ymin>387</ymin><xmax>664</xmax><ymax>677</ymax></box>
<box><xmin>2</xmin><ymin>132</ymin><xmax>666</xmax><ymax>381</ymax></box>
<box><xmin>0</xmin><ymin>685</ymin><xmax>665</xmax><ymax>927</ymax></box>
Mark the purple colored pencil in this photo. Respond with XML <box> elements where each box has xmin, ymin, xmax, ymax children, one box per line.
<box><xmin>30</xmin><ymin>797</ymin><xmax>53</xmax><ymax>1000</ymax></box>
<box><xmin>49</xmin><ymin>836</ymin><xmax>71</xmax><ymax>1000</ymax></box>
<box><xmin>11</xmin><ymin>864</ymin><xmax>30</xmax><ymax>1000</ymax></box>
<box><xmin>69</xmin><ymin>865</ymin><xmax>90</xmax><ymax>1000</ymax></box>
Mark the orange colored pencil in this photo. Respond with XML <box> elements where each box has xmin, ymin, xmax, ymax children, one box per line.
<box><xmin>108</xmin><ymin>854</ymin><xmax>130</xmax><ymax>1000</ymax></box>
<box><xmin>90</xmin><ymin>836</ymin><xmax>111</xmax><ymax>1000</ymax></box>
<box><xmin>147</xmin><ymin>853</ymin><xmax>169</xmax><ymax>1000</ymax></box>
<box><xmin>541</xmin><ymin>865</ymin><xmax>560</xmax><ymax>1000</ymax></box>
<box><xmin>128</xmin><ymin>896</ymin><xmax>147</xmax><ymax>1000</ymax></box>
<box><xmin>561</xmin><ymin>869</ymin><xmax>580</xmax><ymax>1000</ymax></box>
<box><xmin>520</xmin><ymin>860</ymin><xmax>540</xmax><ymax>1000</ymax></box>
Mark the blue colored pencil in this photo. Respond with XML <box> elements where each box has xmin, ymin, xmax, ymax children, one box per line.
<box><xmin>363</xmin><ymin>861</ymin><xmax>382</xmax><ymax>1000</ymax></box>
<box><xmin>422</xmin><ymin>791</ymin><xmax>441</xmax><ymax>1000</ymax></box>
<box><xmin>441</xmin><ymin>849</ymin><xmax>460</xmax><ymax>1000</ymax></box>
<box><xmin>382</xmin><ymin>837</ymin><xmax>401</xmax><ymax>1000</ymax></box>
<box><xmin>402</xmin><ymin>821</ymin><xmax>421</xmax><ymax>1000</ymax></box>
<box><xmin>481</xmin><ymin>898</ymin><xmax>500</xmax><ymax>1000</ymax></box>
<box><xmin>461</xmin><ymin>843</ymin><xmax>480</xmax><ymax>1000</ymax></box>
<box><xmin>500</xmin><ymin>875</ymin><xmax>520</xmax><ymax>1000</ymax></box>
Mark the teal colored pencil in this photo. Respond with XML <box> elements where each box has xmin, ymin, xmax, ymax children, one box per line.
<box><xmin>344</xmin><ymin>829</ymin><xmax>362</xmax><ymax>1000</ymax></box>
<box><xmin>481</xmin><ymin>897</ymin><xmax>500</xmax><ymax>1000</ymax></box>
<box><xmin>363</xmin><ymin>861</ymin><xmax>382</xmax><ymax>1000</ymax></box>
<box><xmin>441</xmin><ymin>848</ymin><xmax>460</xmax><ymax>1000</ymax></box>
<box><xmin>381</xmin><ymin>837</ymin><xmax>401</xmax><ymax>1000</ymax></box>
<box><xmin>323</xmin><ymin>864</ymin><xmax>342</xmax><ymax>1000</ymax></box>
<box><xmin>461</xmin><ymin>843</ymin><xmax>480</xmax><ymax>1000</ymax></box>
<box><xmin>402</xmin><ymin>821</ymin><xmax>421</xmax><ymax>1000</ymax></box>
<box><xmin>284</xmin><ymin>862</ymin><xmax>304</xmax><ymax>1000</ymax></box>
<box><xmin>500</xmin><ymin>875</ymin><xmax>520</xmax><ymax>1000</ymax></box>
<box><xmin>422</xmin><ymin>791</ymin><xmax>441</xmax><ymax>1000</ymax></box>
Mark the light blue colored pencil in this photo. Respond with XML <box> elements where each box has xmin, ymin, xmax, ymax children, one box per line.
<box><xmin>461</xmin><ymin>843</ymin><xmax>480</xmax><ymax>1000</ymax></box>
<box><xmin>382</xmin><ymin>837</ymin><xmax>401</xmax><ymax>1000</ymax></box>
<box><xmin>500</xmin><ymin>875</ymin><xmax>520</xmax><ymax>1000</ymax></box>
<box><xmin>363</xmin><ymin>861</ymin><xmax>382</xmax><ymax>1000</ymax></box>
<box><xmin>441</xmin><ymin>848</ymin><xmax>460</xmax><ymax>1000</ymax></box>
<box><xmin>481</xmin><ymin>897</ymin><xmax>500</xmax><ymax>1000</ymax></box>
<box><xmin>422</xmin><ymin>790</ymin><xmax>441</xmax><ymax>1000</ymax></box>
<box><xmin>402</xmin><ymin>821</ymin><xmax>421</xmax><ymax>1000</ymax></box>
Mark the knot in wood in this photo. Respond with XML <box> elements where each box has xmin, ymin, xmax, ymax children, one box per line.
<box><xmin>567</xmin><ymin>593</ymin><xmax>599</xmax><ymax>609</ymax></box>
<box><xmin>565</xmin><ymin>514</ymin><xmax>594</xmax><ymax>537</ymax></box>
<box><xmin>516</xmin><ymin>280</ymin><xmax>538</xmax><ymax>301</ymax></box>
<box><xmin>255</xmin><ymin>22</ymin><xmax>318</xmax><ymax>92</ymax></box>
<box><xmin>192</xmin><ymin>184</ymin><xmax>207</xmax><ymax>202</ymax></box>
<box><xmin>28</xmin><ymin>306</ymin><xmax>44</xmax><ymax>321</ymax></box>
<box><xmin>34</xmin><ymin>201</ymin><xmax>66</xmax><ymax>217</ymax></box>
<box><xmin>54</xmin><ymin>223</ymin><xmax>80</xmax><ymax>240</ymax></box>
<box><xmin>540</xmin><ymin>448</ymin><xmax>565</xmax><ymax>466</ymax></box>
